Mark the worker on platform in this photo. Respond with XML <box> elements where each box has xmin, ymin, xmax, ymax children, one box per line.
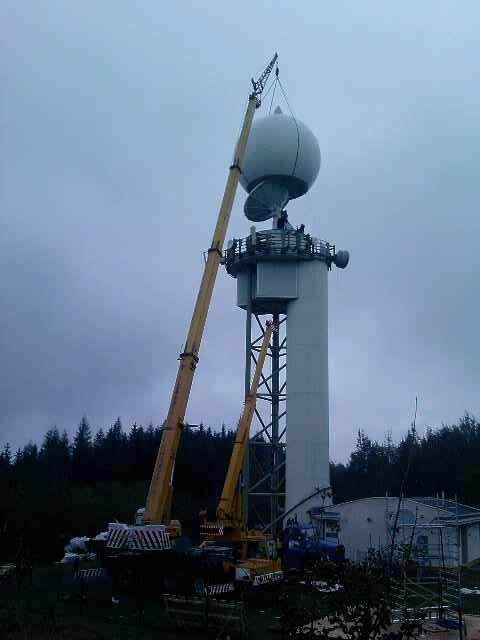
<box><xmin>277</xmin><ymin>210</ymin><xmax>289</xmax><ymax>230</ymax></box>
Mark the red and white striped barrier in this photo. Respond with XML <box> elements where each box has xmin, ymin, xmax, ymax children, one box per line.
<box><xmin>74</xmin><ymin>568</ymin><xmax>106</xmax><ymax>581</ymax></box>
<box><xmin>129</xmin><ymin>525</ymin><xmax>171</xmax><ymax>551</ymax></box>
<box><xmin>205</xmin><ymin>582</ymin><xmax>235</xmax><ymax>596</ymax></box>
<box><xmin>200</xmin><ymin>523</ymin><xmax>225</xmax><ymax>536</ymax></box>
<box><xmin>106</xmin><ymin>524</ymin><xmax>130</xmax><ymax>549</ymax></box>
<box><xmin>106</xmin><ymin>523</ymin><xmax>171</xmax><ymax>551</ymax></box>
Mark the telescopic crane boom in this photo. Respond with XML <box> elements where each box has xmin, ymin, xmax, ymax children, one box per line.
<box><xmin>144</xmin><ymin>54</ymin><xmax>278</xmax><ymax>525</ymax></box>
<box><xmin>216</xmin><ymin>321</ymin><xmax>274</xmax><ymax>530</ymax></box>
<box><xmin>199</xmin><ymin>321</ymin><xmax>283</xmax><ymax>588</ymax></box>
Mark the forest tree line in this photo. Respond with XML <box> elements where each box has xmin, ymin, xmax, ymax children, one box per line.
<box><xmin>1</xmin><ymin>413</ymin><xmax>479</xmax><ymax>562</ymax></box>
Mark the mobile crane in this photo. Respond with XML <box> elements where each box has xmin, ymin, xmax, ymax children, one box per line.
<box><xmin>143</xmin><ymin>53</ymin><xmax>278</xmax><ymax>531</ymax></box>
<box><xmin>97</xmin><ymin>56</ymin><xmax>279</xmax><ymax>579</ymax></box>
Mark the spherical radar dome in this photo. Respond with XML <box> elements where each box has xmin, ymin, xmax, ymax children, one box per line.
<box><xmin>240</xmin><ymin>108</ymin><xmax>321</xmax><ymax>200</ymax></box>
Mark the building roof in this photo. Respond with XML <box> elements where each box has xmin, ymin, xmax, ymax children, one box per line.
<box><xmin>412</xmin><ymin>497</ymin><xmax>480</xmax><ymax>520</ymax></box>
<box><xmin>330</xmin><ymin>496</ymin><xmax>480</xmax><ymax>525</ymax></box>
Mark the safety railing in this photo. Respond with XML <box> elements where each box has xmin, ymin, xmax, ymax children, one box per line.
<box><xmin>224</xmin><ymin>230</ymin><xmax>334</xmax><ymax>272</ymax></box>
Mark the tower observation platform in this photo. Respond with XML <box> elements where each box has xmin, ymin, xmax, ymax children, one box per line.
<box><xmin>225</xmin><ymin>229</ymin><xmax>335</xmax><ymax>274</ymax></box>
<box><xmin>225</xmin><ymin>229</ymin><xmax>346</xmax><ymax>314</ymax></box>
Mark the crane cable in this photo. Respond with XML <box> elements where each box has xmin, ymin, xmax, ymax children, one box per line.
<box><xmin>239</xmin><ymin>63</ymin><xmax>279</xmax><ymax>189</ymax></box>
<box><xmin>268</xmin><ymin>65</ymin><xmax>279</xmax><ymax>115</ymax></box>
<box><xmin>277</xmin><ymin>76</ymin><xmax>300</xmax><ymax>179</ymax></box>
<box><xmin>237</xmin><ymin>62</ymin><xmax>302</xmax><ymax>192</ymax></box>
<box><xmin>231</xmin><ymin>57</ymin><xmax>278</xmax><ymax>188</ymax></box>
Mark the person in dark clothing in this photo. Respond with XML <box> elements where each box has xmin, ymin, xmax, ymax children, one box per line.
<box><xmin>277</xmin><ymin>210</ymin><xmax>289</xmax><ymax>230</ymax></box>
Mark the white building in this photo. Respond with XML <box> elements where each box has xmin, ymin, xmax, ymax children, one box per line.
<box><xmin>311</xmin><ymin>496</ymin><xmax>480</xmax><ymax>566</ymax></box>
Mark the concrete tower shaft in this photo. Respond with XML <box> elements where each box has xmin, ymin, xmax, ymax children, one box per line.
<box><xmin>287</xmin><ymin>260</ymin><xmax>329</xmax><ymax>515</ymax></box>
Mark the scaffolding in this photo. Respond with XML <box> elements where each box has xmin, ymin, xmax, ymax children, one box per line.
<box><xmin>390</xmin><ymin>500</ymin><xmax>462</xmax><ymax>632</ymax></box>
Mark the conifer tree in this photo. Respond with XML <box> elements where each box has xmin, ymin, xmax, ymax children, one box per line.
<box><xmin>72</xmin><ymin>417</ymin><xmax>93</xmax><ymax>484</ymax></box>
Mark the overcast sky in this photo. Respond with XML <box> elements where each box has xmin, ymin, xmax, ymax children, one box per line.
<box><xmin>1</xmin><ymin>1</ymin><xmax>478</xmax><ymax>461</ymax></box>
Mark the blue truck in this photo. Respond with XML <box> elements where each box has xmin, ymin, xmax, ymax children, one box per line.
<box><xmin>281</xmin><ymin>521</ymin><xmax>345</xmax><ymax>572</ymax></box>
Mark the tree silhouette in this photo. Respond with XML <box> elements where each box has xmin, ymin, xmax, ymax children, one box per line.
<box><xmin>1</xmin><ymin>413</ymin><xmax>479</xmax><ymax>563</ymax></box>
<box><xmin>72</xmin><ymin>417</ymin><xmax>92</xmax><ymax>484</ymax></box>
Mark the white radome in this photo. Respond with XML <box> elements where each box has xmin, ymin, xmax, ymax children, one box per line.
<box><xmin>240</xmin><ymin>108</ymin><xmax>321</xmax><ymax>200</ymax></box>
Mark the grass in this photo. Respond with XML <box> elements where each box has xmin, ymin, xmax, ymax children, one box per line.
<box><xmin>0</xmin><ymin>562</ymin><xmax>284</xmax><ymax>639</ymax></box>
<box><xmin>2</xmin><ymin>561</ymin><xmax>479</xmax><ymax>639</ymax></box>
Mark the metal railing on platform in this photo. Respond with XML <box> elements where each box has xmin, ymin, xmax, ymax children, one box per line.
<box><xmin>225</xmin><ymin>230</ymin><xmax>334</xmax><ymax>271</ymax></box>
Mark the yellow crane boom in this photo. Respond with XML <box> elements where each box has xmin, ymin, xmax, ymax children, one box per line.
<box><xmin>144</xmin><ymin>55</ymin><xmax>278</xmax><ymax>524</ymax></box>
<box><xmin>216</xmin><ymin>321</ymin><xmax>274</xmax><ymax>528</ymax></box>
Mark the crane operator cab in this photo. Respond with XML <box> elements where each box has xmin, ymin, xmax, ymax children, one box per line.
<box><xmin>196</xmin><ymin>531</ymin><xmax>282</xmax><ymax>589</ymax></box>
<box><xmin>233</xmin><ymin>534</ymin><xmax>283</xmax><ymax>587</ymax></box>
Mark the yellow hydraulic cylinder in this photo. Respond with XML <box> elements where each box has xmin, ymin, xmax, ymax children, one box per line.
<box><xmin>144</xmin><ymin>95</ymin><xmax>257</xmax><ymax>524</ymax></box>
<box><xmin>217</xmin><ymin>322</ymin><xmax>274</xmax><ymax>526</ymax></box>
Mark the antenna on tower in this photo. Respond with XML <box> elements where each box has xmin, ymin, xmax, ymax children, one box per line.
<box><xmin>241</xmin><ymin>106</ymin><xmax>321</xmax><ymax>223</ymax></box>
<box><xmin>244</xmin><ymin>180</ymin><xmax>290</xmax><ymax>222</ymax></box>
